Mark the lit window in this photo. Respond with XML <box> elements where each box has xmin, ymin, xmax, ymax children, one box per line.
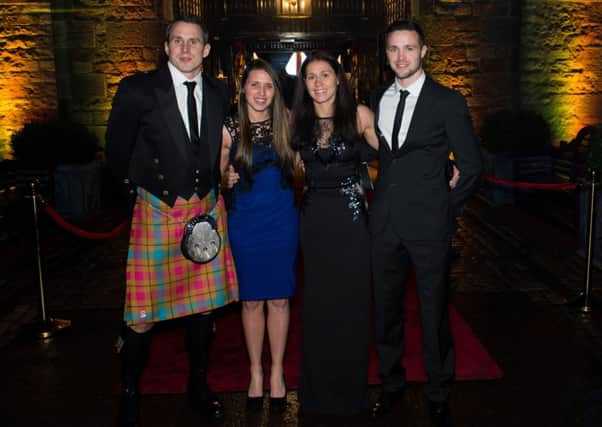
<box><xmin>285</xmin><ymin>52</ymin><xmax>307</xmax><ymax>76</ymax></box>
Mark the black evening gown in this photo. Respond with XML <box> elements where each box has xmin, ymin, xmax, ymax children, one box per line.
<box><xmin>298</xmin><ymin>124</ymin><xmax>376</xmax><ymax>415</ymax></box>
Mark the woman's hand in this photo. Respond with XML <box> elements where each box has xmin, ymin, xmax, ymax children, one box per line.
<box><xmin>449</xmin><ymin>164</ymin><xmax>460</xmax><ymax>189</ymax></box>
<box><xmin>223</xmin><ymin>165</ymin><xmax>240</xmax><ymax>189</ymax></box>
<box><xmin>297</xmin><ymin>158</ymin><xmax>305</xmax><ymax>174</ymax></box>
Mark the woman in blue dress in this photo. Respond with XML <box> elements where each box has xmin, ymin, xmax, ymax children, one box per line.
<box><xmin>221</xmin><ymin>59</ymin><xmax>298</xmax><ymax>409</ymax></box>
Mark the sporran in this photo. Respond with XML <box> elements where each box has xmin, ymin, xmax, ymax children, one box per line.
<box><xmin>181</xmin><ymin>213</ymin><xmax>221</xmax><ymax>264</ymax></box>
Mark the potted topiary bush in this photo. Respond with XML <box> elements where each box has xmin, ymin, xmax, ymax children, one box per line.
<box><xmin>10</xmin><ymin>118</ymin><xmax>101</xmax><ymax>219</ymax></box>
<box><xmin>589</xmin><ymin>125</ymin><xmax>602</xmax><ymax>172</ymax></box>
<box><xmin>479</xmin><ymin>109</ymin><xmax>552</xmax><ymax>205</ymax></box>
<box><xmin>480</xmin><ymin>109</ymin><xmax>518</xmax><ymax>205</ymax></box>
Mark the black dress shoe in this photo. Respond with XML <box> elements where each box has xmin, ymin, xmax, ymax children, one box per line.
<box><xmin>371</xmin><ymin>389</ymin><xmax>404</xmax><ymax>417</ymax></box>
<box><xmin>200</xmin><ymin>395</ymin><xmax>226</xmax><ymax>420</ymax></box>
<box><xmin>117</xmin><ymin>388</ymin><xmax>140</xmax><ymax>427</ymax></box>
<box><xmin>246</xmin><ymin>396</ymin><xmax>264</xmax><ymax>412</ymax></box>
<box><xmin>189</xmin><ymin>386</ymin><xmax>225</xmax><ymax>420</ymax></box>
<box><xmin>428</xmin><ymin>400</ymin><xmax>451</xmax><ymax>427</ymax></box>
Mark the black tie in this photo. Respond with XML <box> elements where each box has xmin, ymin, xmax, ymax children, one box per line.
<box><xmin>184</xmin><ymin>81</ymin><xmax>200</xmax><ymax>144</ymax></box>
<box><xmin>391</xmin><ymin>89</ymin><xmax>410</xmax><ymax>152</ymax></box>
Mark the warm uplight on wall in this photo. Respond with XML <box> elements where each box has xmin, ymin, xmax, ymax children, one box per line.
<box><xmin>0</xmin><ymin>6</ymin><xmax>56</xmax><ymax>160</ymax></box>
<box><xmin>520</xmin><ymin>2</ymin><xmax>602</xmax><ymax>144</ymax></box>
<box><xmin>0</xmin><ymin>78</ymin><xmax>35</xmax><ymax>159</ymax></box>
<box><xmin>553</xmin><ymin>45</ymin><xmax>600</xmax><ymax>143</ymax></box>
<box><xmin>277</xmin><ymin>0</ymin><xmax>311</xmax><ymax>17</ymax></box>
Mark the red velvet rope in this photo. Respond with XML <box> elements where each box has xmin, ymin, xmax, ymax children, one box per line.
<box><xmin>40</xmin><ymin>174</ymin><xmax>575</xmax><ymax>241</ymax></box>
<box><xmin>43</xmin><ymin>203</ymin><xmax>129</xmax><ymax>240</ymax></box>
<box><xmin>481</xmin><ymin>174</ymin><xmax>578</xmax><ymax>191</ymax></box>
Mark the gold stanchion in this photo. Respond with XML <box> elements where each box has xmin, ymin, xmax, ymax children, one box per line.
<box><xmin>27</xmin><ymin>180</ymin><xmax>71</xmax><ymax>339</ymax></box>
<box><xmin>569</xmin><ymin>169</ymin><xmax>600</xmax><ymax>313</ymax></box>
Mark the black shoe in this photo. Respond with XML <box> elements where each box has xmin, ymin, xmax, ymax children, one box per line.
<box><xmin>428</xmin><ymin>400</ymin><xmax>451</xmax><ymax>427</ymax></box>
<box><xmin>371</xmin><ymin>389</ymin><xmax>404</xmax><ymax>417</ymax></box>
<box><xmin>269</xmin><ymin>395</ymin><xmax>287</xmax><ymax>413</ymax></box>
<box><xmin>189</xmin><ymin>385</ymin><xmax>225</xmax><ymax>420</ymax></box>
<box><xmin>199</xmin><ymin>394</ymin><xmax>226</xmax><ymax>421</ymax></box>
<box><xmin>269</xmin><ymin>374</ymin><xmax>287</xmax><ymax>413</ymax></box>
<box><xmin>117</xmin><ymin>388</ymin><xmax>140</xmax><ymax>427</ymax></box>
<box><xmin>246</xmin><ymin>396</ymin><xmax>264</xmax><ymax>412</ymax></box>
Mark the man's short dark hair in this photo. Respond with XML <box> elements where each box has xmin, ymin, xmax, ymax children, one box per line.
<box><xmin>165</xmin><ymin>16</ymin><xmax>209</xmax><ymax>44</ymax></box>
<box><xmin>384</xmin><ymin>20</ymin><xmax>426</xmax><ymax>46</ymax></box>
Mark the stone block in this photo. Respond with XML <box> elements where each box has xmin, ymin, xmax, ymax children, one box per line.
<box><xmin>69</xmin><ymin>22</ymin><xmax>96</xmax><ymax>48</ymax></box>
<box><xmin>472</xmin><ymin>0</ymin><xmax>514</xmax><ymax>17</ymax></box>
<box><xmin>39</xmin><ymin>60</ymin><xmax>55</xmax><ymax>72</ymax></box>
<box><xmin>72</xmin><ymin>61</ymin><xmax>94</xmax><ymax>74</ymax></box>
<box><xmin>93</xmin><ymin>111</ymin><xmax>111</xmax><ymax>125</ymax></box>
<box><xmin>105</xmin><ymin>6</ymin><xmax>159</xmax><ymax>20</ymax></box>
<box><xmin>434</xmin><ymin>2</ymin><xmax>473</xmax><ymax>17</ymax></box>
<box><xmin>72</xmin><ymin>112</ymin><xmax>94</xmax><ymax>126</ymax></box>
<box><xmin>106</xmin><ymin>21</ymin><xmax>163</xmax><ymax>48</ymax></box>
<box><xmin>91</xmin><ymin>126</ymin><xmax>107</xmax><ymax>149</ymax></box>
<box><xmin>481</xmin><ymin>58</ymin><xmax>510</xmax><ymax>73</ymax></box>
<box><xmin>51</xmin><ymin>20</ymin><xmax>68</xmax><ymax>48</ymax></box>
<box><xmin>71</xmin><ymin>74</ymin><xmax>106</xmax><ymax>100</ymax></box>
<box><xmin>479</xmin><ymin>17</ymin><xmax>516</xmax><ymax>44</ymax></box>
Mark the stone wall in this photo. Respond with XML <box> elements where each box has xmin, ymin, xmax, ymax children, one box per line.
<box><xmin>52</xmin><ymin>0</ymin><xmax>164</xmax><ymax>149</ymax></box>
<box><xmin>0</xmin><ymin>0</ymin><xmax>57</xmax><ymax>159</ymax></box>
<box><xmin>520</xmin><ymin>0</ymin><xmax>602</xmax><ymax>143</ymax></box>
<box><xmin>0</xmin><ymin>0</ymin><xmax>164</xmax><ymax>160</ymax></box>
<box><xmin>1</xmin><ymin>0</ymin><xmax>600</xmax><ymax>158</ymax></box>
<box><xmin>417</xmin><ymin>0</ymin><xmax>521</xmax><ymax>135</ymax></box>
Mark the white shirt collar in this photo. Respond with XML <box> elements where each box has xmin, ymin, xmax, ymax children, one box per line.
<box><xmin>167</xmin><ymin>62</ymin><xmax>202</xmax><ymax>87</ymax></box>
<box><xmin>394</xmin><ymin>71</ymin><xmax>426</xmax><ymax>97</ymax></box>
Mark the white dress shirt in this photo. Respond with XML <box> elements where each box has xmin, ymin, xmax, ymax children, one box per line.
<box><xmin>378</xmin><ymin>71</ymin><xmax>426</xmax><ymax>149</ymax></box>
<box><xmin>168</xmin><ymin>62</ymin><xmax>203</xmax><ymax>140</ymax></box>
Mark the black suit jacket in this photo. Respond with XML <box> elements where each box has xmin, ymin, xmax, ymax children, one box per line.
<box><xmin>106</xmin><ymin>65</ymin><xmax>230</xmax><ymax>207</ymax></box>
<box><xmin>369</xmin><ymin>76</ymin><xmax>482</xmax><ymax>241</ymax></box>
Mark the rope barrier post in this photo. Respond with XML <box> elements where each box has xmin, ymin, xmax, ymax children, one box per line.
<box><xmin>570</xmin><ymin>168</ymin><xmax>600</xmax><ymax>314</ymax></box>
<box><xmin>27</xmin><ymin>180</ymin><xmax>71</xmax><ymax>339</ymax></box>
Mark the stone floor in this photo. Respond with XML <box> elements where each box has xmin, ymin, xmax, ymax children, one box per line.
<box><xmin>1</xmin><ymin>187</ymin><xmax>601</xmax><ymax>427</ymax></box>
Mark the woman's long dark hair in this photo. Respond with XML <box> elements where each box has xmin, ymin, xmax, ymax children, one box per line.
<box><xmin>291</xmin><ymin>50</ymin><xmax>358</xmax><ymax>149</ymax></box>
<box><xmin>235</xmin><ymin>59</ymin><xmax>295</xmax><ymax>181</ymax></box>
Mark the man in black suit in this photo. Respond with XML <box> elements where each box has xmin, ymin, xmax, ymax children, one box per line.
<box><xmin>106</xmin><ymin>17</ymin><xmax>237</xmax><ymax>426</ymax></box>
<box><xmin>369</xmin><ymin>20</ymin><xmax>482</xmax><ymax>425</ymax></box>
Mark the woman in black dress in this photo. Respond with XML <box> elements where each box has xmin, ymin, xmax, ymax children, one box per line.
<box><xmin>291</xmin><ymin>51</ymin><xmax>379</xmax><ymax>415</ymax></box>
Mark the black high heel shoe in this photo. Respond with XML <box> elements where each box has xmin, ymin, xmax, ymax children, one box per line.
<box><xmin>269</xmin><ymin>395</ymin><xmax>287</xmax><ymax>413</ymax></box>
<box><xmin>269</xmin><ymin>376</ymin><xmax>287</xmax><ymax>413</ymax></box>
<box><xmin>246</xmin><ymin>374</ymin><xmax>265</xmax><ymax>412</ymax></box>
<box><xmin>246</xmin><ymin>395</ymin><xmax>264</xmax><ymax>412</ymax></box>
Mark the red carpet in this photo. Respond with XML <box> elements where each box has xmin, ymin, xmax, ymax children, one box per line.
<box><xmin>138</xmin><ymin>278</ymin><xmax>503</xmax><ymax>394</ymax></box>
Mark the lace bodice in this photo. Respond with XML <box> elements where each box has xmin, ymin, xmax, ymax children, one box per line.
<box><xmin>224</xmin><ymin>114</ymin><xmax>293</xmax><ymax>197</ymax></box>
<box><xmin>224</xmin><ymin>115</ymin><xmax>273</xmax><ymax>149</ymax></box>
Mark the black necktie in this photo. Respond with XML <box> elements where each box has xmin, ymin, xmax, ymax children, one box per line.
<box><xmin>391</xmin><ymin>89</ymin><xmax>410</xmax><ymax>152</ymax></box>
<box><xmin>184</xmin><ymin>81</ymin><xmax>200</xmax><ymax>144</ymax></box>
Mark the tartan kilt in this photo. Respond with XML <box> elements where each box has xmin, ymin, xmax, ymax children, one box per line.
<box><xmin>124</xmin><ymin>188</ymin><xmax>239</xmax><ymax>325</ymax></box>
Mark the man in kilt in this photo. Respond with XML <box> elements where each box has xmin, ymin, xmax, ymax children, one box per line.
<box><xmin>106</xmin><ymin>17</ymin><xmax>239</xmax><ymax>426</ymax></box>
